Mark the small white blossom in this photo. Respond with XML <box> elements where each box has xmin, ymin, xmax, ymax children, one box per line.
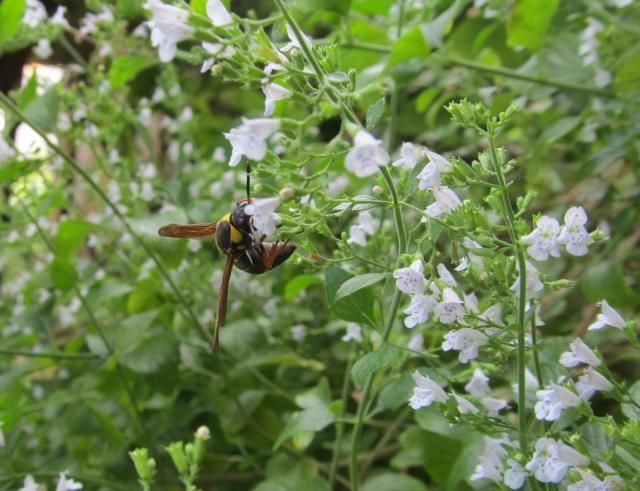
<box><xmin>408</xmin><ymin>332</ymin><xmax>424</xmax><ymax>352</ymax></box>
<box><xmin>576</xmin><ymin>366</ymin><xmax>613</xmax><ymax>400</ymax></box>
<box><xmin>511</xmin><ymin>260</ymin><xmax>544</xmax><ymax>300</ymax></box>
<box><xmin>580</xmin><ymin>18</ymin><xmax>604</xmax><ymax>66</ymax></box>
<box><xmin>262</xmin><ymin>83</ymin><xmax>292</xmax><ymax>117</ymax></box>
<box><xmin>587</xmin><ymin>300</ymin><xmax>625</xmax><ymax>330</ymax></box>
<box><xmin>567</xmin><ymin>468</ymin><xmax>623</xmax><ymax>491</ymax></box>
<box><xmin>19</xmin><ymin>475</ymin><xmax>44</xmax><ymax>491</ymax></box>
<box><xmin>244</xmin><ymin>197</ymin><xmax>280</xmax><ymax>237</ymax></box>
<box><xmin>504</xmin><ymin>459</ymin><xmax>527</xmax><ymax>490</ymax></box>
<box><xmin>434</xmin><ymin>288</ymin><xmax>465</xmax><ymax>324</ymax></box>
<box><xmin>471</xmin><ymin>436</ymin><xmax>509</xmax><ymax>483</ymax></box>
<box><xmin>345</xmin><ymin>130</ymin><xmax>390</xmax><ymax>177</ymax></box>
<box><xmin>534</xmin><ymin>383</ymin><xmax>581</xmax><ymax>421</ymax></box>
<box><xmin>409</xmin><ymin>370</ymin><xmax>448</xmax><ymax>409</ymax></box>
<box><xmin>416</xmin><ymin>147</ymin><xmax>453</xmax><ymax>189</ymax></box>
<box><xmin>79</xmin><ymin>7</ymin><xmax>114</xmax><ymax>36</ymax></box>
<box><xmin>225</xmin><ymin>118</ymin><xmax>280</xmax><ymax>166</ymax></box>
<box><xmin>557</xmin><ymin>206</ymin><xmax>593</xmax><ymax>256</ymax></box>
<box><xmin>559</xmin><ymin>338</ymin><xmax>600</xmax><ymax>368</ymax></box>
<box><xmin>436</xmin><ymin>263</ymin><xmax>457</xmax><ymax>287</ymax></box>
<box><xmin>403</xmin><ymin>292</ymin><xmax>437</xmax><ymax>328</ymax></box>
<box><xmin>442</xmin><ymin>328</ymin><xmax>488</xmax><ymax>363</ymax></box>
<box><xmin>392</xmin><ymin>141</ymin><xmax>423</xmax><ymax>170</ymax></box>
<box><xmin>465</xmin><ymin>368</ymin><xmax>490</xmax><ymax>397</ymax></box>
<box><xmin>206</xmin><ymin>0</ymin><xmax>232</xmax><ymax>26</ymax></box>
<box><xmin>51</xmin><ymin>6</ymin><xmax>70</xmax><ymax>28</ymax></box>
<box><xmin>481</xmin><ymin>397</ymin><xmax>509</xmax><ymax>417</ymax></box>
<box><xmin>464</xmin><ymin>292</ymin><xmax>479</xmax><ymax>313</ymax></box>
<box><xmin>0</xmin><ymin>135</ymin><xmax>15</xmax><ymax>162</ymax></box>
<box><xmin>393</xmin><ymin>260</ymin><xmax>426</xmax><ymax>295</ymax></box>
<box><xmin>347</xmin><ymin>225</ymin><xmax>367</xmax><ymax>247</ymax></box>
<box><xmin>55</xmin><ymin>471</ymin><xmax>83</xmax><ymax>491</ymax></box>
<box><xmin>479</xmin><ymin>304</ymin><xmax>504</xmax><ymax>333</ymax></box>
<box><xmin>423</xmin><ymin>187</ymin><xmax>461</xmax><ymax>219</ymax></box>
<box><xmin>522</xmin><ymin>216</ymin><xmax>561</xmax><ymax>261</ymax></box>
<box><xmin>146</xmin><ymin>0</ymin><xmax>194</xmax><ymax>62</ymax></box>
<box><xmin>342</xmin><ymin>322</ymin><xmax>362</xmax><ymax>343</ymax></box>
<box><xmin>346</xmin><ymin>210</ymin><xmax>377</xmax><ymax>248</ymax></box>
<box><xmin>291</xmin><ymin>324</ymin><xmax>306</xmax><ymax>341</ymax></box>
<box><xmin>23</xmin><ymin>0</ymin><xmax>47</xmax><ymax>27</ymax></box>
<box><xmin>33</xmin><ymin>38</ymin><xmax>53</xmax><ymax>59</ymax></box>
<box><xmin>526</xmin><ymin>438</ymin><xmax>588</xmax><ymax>484</ymax></box>
<box><xmin>453</xmin><ymin>394</ymin><xmax>478</xmax><ymax>414</ymax></box>
<box><xmin>281</xmin><ymin>23</ymin><xmax>312</xmax><ymax>53</ymax></box>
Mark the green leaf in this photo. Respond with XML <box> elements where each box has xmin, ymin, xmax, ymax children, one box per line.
<box><xmin>335</xmin><ymin>272</ymin><xmax>386</xmax><ymax>302</ymax></box>
<box><xmin>0</xmin><ymin>159</ymin><xmax>41</xmax><ymax>184</ymax></box>
<box><xmin>351</xmin><ymin>0</ymin><xmax>394</xmax><ymax>15</ymax></box>
<box><xmin>366</xmin><ymin>97</ymin><xmax>386</xmax><ymax>131</ymax></box>
<box><xmin>23</xmin><ymin>84</ymin><xmax>59</xmax><ymax>133</ymax></box>
<box><xmin>362</xmin><ymin>473</ymin><xmax>428</xmax><ymax>491</ymax></box>
<box><xmin>109</xmin><ymin>56</ymin><xmax>156</xmax><ymax>88</ymax></box>
<box><xmin>284</xmin><ymin>274</ymin><xmax>323</xmax><ymax>301</ymax></box>
<box><xmin>86</xmin><ymin>280</ymin><xmax>135</xmax><ymax>308</ymax></box>
<box><xmin>622</xmin><ymin>381</ymin><xmax>640</xmax><ymax>420</ymax></box>
<box><xmin>325</xmin><ymin>267</ymin><xmax>375</xmax><ymax>325</ymax></box>
<box><xmin>119</xmin><ymin>331</ymin><xmax>177</xmax><ymax>374</ymax></box>
<box><xmin>351</xmin><ymin>344</ymin><xmax>404</xmax><ymax>387</ymax></box>
<box><xmin>0</xmin><ymin>0</ymin><xmax>26</xmax><ymax>44</ymax></box>
<box><xmin>295</xmin><ymin>378</ymin><xmax>331</xmax><ymax>409</ymax></box>
<box><xmin>50</xmin><ymin>257</ymin><xmax>78</xmax><ymax>292</ymax></box>
<box><xmin>191</xmin><ymin>0</ymin><xmax>207</xmax><ymax>16</ymax></box>
<box><xmin>388</xmin><ymin>26</ymin><xmax>430</xmax><ymax>67</ymax></box>
<box><xmin>420</xmin><ymin>0</ymin><xmax>467</xmax><ymax>48</ymax></box>
<box><xmin>580</xmin><ymin>261</ymin><xmax>638</xmax><ymax>308</ymax></box>
<box><xmin>539</xmin><ymin>116</ymin><xmax>581</xmax><ymax>147</ymax></box>
<box><xmin>507</xmin><ymin>0</ymin><xmax>559</xmax><ymax>52</ymax></box>
<box><xmin>377</xmin><ymin>372</ymin><xmax>414</xmax><ymax>411</ymax></box>
<box><xmin>614</xmin><ymin>47</ymin><xmax>640</xmax><ymax>95</ymax></box>
<box><xmin>273</xmin><ymin>406</ymin><xmax>335</xmax><ymax>450</ymax></box>
<box><xmin>53</xmin><ymin>219</ymin><xmax>94</xmax><ymax>257</ymax></box>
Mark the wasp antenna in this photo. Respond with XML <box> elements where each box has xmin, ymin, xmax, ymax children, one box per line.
<box><xmin>246</xmin><ymin>161</ymin><xmax>251</xmax><ymax>201</ymax></box>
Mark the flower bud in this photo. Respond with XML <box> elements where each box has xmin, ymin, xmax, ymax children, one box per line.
<box><xmin>279</xmin><ymin>187</ymin><xmax>295</xmax><ymax>200</ymax></box>
<box><xmin>195</xmin><ymin>425</ymin><xmax>210</xmax><ymax>440</ymax></box>
<box><xmin>372</xmin><ymin>185</ymin><xmax>383</xmax><ymax>195</ymax></box>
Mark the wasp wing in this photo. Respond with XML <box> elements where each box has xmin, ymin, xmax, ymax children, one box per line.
<box><xmin>158</xmin><ymin>223</ymin><xmax>217</xmax><ymax>239</ymax></box>
<box><xmin>212</xmin><ymin>253</ymin><xmax>235</xmax><ymax>352</ymax></box>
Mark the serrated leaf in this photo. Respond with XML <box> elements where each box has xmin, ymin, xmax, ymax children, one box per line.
<box><xmin>24</xmin><ymin>84</ymin><xmax>59</xmax><ymax>132</ymax></box>
<box><xmin>50</xmin><ymin>257</ymin><xmax>78</xmax><ymax>292</ymax></box>
<box><xmin>0</xmin><ymin>0</ymin><xmax>26</xmax><ymax>44</ymax></box>
<box><xmin>366</xmin><ymin>97</ymin><xmax>386</xmax><ymax>131</ymax></box>
<box><xmin>325</xmin><ymin>267</ymin><xmax>375</xmax><ymax>325</ymax></box>
<box><xmin>335</xmin><ymin>272</ymin><xmax>386</xmax><ymax>302</ymax></box>
<box><xmin>109</xmin><ymin>56</ymin><xmax>156</xmax><ymax>88</ymax></box>
<box><xmin>273</xmin><ymin>406</ymin><xmax>335</xmax><ymax>450</ymax></box>
<box><xmin>351</xmin><ymin>344</ymin><xmax>404</xmax><ymax>387</ymax></box>
<box><xmin>53</xmin><ymin>219</ymin><xmax>94</xmax><ymax>257</ymax></box>
<box><xmin>507</xmin><ymin>0</ymin><xmax>559</xmax><ymax>52</ymax></box>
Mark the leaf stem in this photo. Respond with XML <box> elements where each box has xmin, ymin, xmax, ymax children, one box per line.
<box><xmin>329</xmin><ymin>345</ymin><xmax>355</xmax><ymax>488</ymax></box>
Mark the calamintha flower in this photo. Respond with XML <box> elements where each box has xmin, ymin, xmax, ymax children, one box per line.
<box><xmin>206</xmin><ymin>0</ymin><xmax>232</xmax><ymax>26</ymax></box>
<box><xmin>392</xmin><ymin>141</ymin><xmax>424</xmax><ymax>170</ymax></box>
<box><xmin>557</xmin><ymin>206</ymin><xmax>593</xmax><ymax>256</ymax></box>
<box><xmin>403</xmin><ymin>292</ymin><xmax>438</xmax><ymax>328</ymax></box>
<box><xmin>345</xmin><ymin>130</ymin><xmax>390</xmax><ymax>177</ymax></box>
<box><xmin>393</xmin><ymin>260</ymin><xmax>426</xmax><ymax>295</ymax></box>
<box><xmin>262</xmin><ymin>83</ymin><xmax>292</xmax><ymax>117</ymax></box>
<box><xmin>423</xmin><ymin>187</ymin><xmax>461</xmax><ymax>219</ymax></box>
<box><xmin>522</xmin><ymin>215</ymin><xmax>560</xmax><ymax>261</ymax></box>
<box><xmin>465</xmin><ymin>367</ymin><xmax>491</xmax><ymax>397</ymax></box>
<box><xmin>225</xmin><ymin>118</ymin><xmax>280</xmax><ymax>166</ymax></box>
<box><xmin>576</xmin><ymin>366</ymin><xmax>613</xmax><ymax>400</ymax></box>
<box><xmin>244</xmin><ymin>197</ymin><xmax>280</xmax><ymax>237</ymax></box>
<box><xmin>342</xmin><ymin>323</ymin><xmax>363</xmax><ymax>342</ymax></box>
<box><xmin>587</xmin><ymin>300</ymin><xmax>626</xmax><ymax>330</ymax></box>
<box><xmin>559</xmin><ymin>338</ymin><xmax>600</xmax><ymax>368</ymax></box>
<box><xmin>409</xmin><ymin>370</ymin><xmax>448</xmax><ymax>409</ymax></box>
<box><xmin>146</xmin><ymin>0</ymin><xmax>194</xmax><ymax>62</ymax></box>
<box><xmin>442</xmin><ymin>328</ymin><xmax>488</xmax><ymax>363</ymax></box>
<box><xmin>525</xmin><ymin>438</ymin><xmax>588</xmax><ymax>484</ymax></box>
<box><xmin>534</xmin><ymin>383</ymin><xmax>581</xmax><ymax>421</ymax></box>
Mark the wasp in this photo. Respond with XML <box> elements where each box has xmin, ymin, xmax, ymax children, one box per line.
<box><xmin>158</xmin><ymin>167</ymin><xmax>295</xmax><ymax>351</ymax></box>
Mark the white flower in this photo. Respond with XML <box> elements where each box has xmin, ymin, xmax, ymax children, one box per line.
<box><xmin>354</xmin><ymin>210</ymin><xmax>377</xmax><ymax>236</ymax></box>
<box><xmin>557</xmin><ymin>206</ymin><xmax>593</xmax><ymax>256</ymax></box>
<box><xmin>504</xmin><ymin>459</ymin><xmax>527</xmax><ymax>490</ymax></box>
<box><xmin>471</xmin><ymin>436</ymin><xmax>509</xmax><ymax>482</ymax></box>
<box><xmin>206</xmin><ymin>0</ymin><xmax>232</xmax><ymax>26</ymax></box>
<box><xmin>481</xmin><ymin>397</ymin><xmax>509</xmax><ymax>417</ymax></box>
<box><xmin>408</xmin><ymin>370</ymin><xmax>448</xmax><ymax>409</ymax></box>
<box><xmin>33</xmin><ymin>38</ymin><xmax>53</xmax><ymax>59</ymax></box>
<box><xmin>146</xmin><ymin>0</ymin><xmax>194</xmax><ymax>62</ymax></box>
<box><xmin>464</xmin><ymin>292</ymin><xmax>479</xmax><ymax>313</ymax></box>
<box><xmin>576</xmin><ymin>366</ymin><xmax>613</xmax><ymax>400</ymax></box>
<box><xmin>580</xmin><ymin>18</ymin><xmax>603</xmax><ymax>66</ymax></box>
<box><xmin>56</xmin><ymin>471</ymin><xmax>83</xmax><ymax>491</ymax></box>
<box><xmin>262</xmin><ymin>83</ymin><xmax>292</xmax><ymax>117</ymax></box>
<box><xmin>392</xmin><ymin>142</ymin><xmax>423</xmax><ymax>170</ymax></box>
<box><xmin>403</xmin><ymin>293</ymin><xmax>437</xmax><ymax>328</ymax></box>
<box><xmin>442</xmin><ymin>328</ymin><xmax>488</xmax><ymax>363</ymax></box>
<box><xmin>534</xmin><ymin>383</ymin><xmax>581</xmax><ymax>421</ymax></box>
<box><xmin>23</xmin><ymin>0</ymin><xmax>47</xmax><ymax>27</ymax></box>
<box><xmin>436</xmin><ymin>264</ymin><xmax>457</xmax><ymax>287</ymax></box>
<box><xmin>434</xmin><ymin>288</ymin><xmax>465</xmax><ymax>324</ymax></box>
<box><xmin>559</xmin><ymin>338</ymin><xmax>600</xmax><ymax>368</ymax></box>
<box><xmin>393</xmin><ymin>260</ymin><xmax>426</xmax><ymax>295</ymax></box>
<box><xmin>567</xmin><ymin>468</ymin><xmax>624</xmax><ymax>491</ymax></box>
<box><xmin>200</xmin><ymin>42</ymin><xmax>236</xmax><ymax>73</ymax></box>
<box><xmin>281</xmin><ymin>23</ymin><xmax>312</xmax><ymax>53</ymax></box>
<box><xmin>453</xmin><ymin>394</ymin><xmax>478</xmax><ymax>414</ymax></box>
<box><xmin>408</xmin><ymin>333</ymin><xmax>424</xmax><ymax>352</ymax></box>
<box><xmin>526</xmin><ymin>438</ymin><xmax>588</xmax><ymax>484</ymax></box>
<box><xmin>244</xmin><ymin>197</ymin><xmax>280</xmax><ymax>237</ymax></box>
<box><xmin>465</xmin><ymin>368</ymin><xmax>490</xmax><ymax>396</ymax></box>
<box><xmin>345</xmin><ymin>130</ymin><xmax>390</xmax><ymax>177</ymax></box>
<box><xmin>291</xmin><ymin>324</ymin><xmax>306</xmax><ymax>341</ymax></box>
<box><xmin>522</xmin><ymin>216</ymin><xmax>561</xmax><ymax>261</ymax></box>
<box><xmin>479</xmin><ymin>304</ymin><xmax>504</xmax><ymax>332</ymax></box>
<box><xmin>610</xmin><ymin>0</ymin><xmax>633</xmax><ymax>6</ymax></box>
<box><xmin>416</xmin><ymin>147</ymin><xmax>453</xmax><ymax>189</ymax></box>
<box><xmin>587</xmin><ymin>300</ymin><xmax>625</xmax><ymax>330</ymax></box>
<box><xmin>225</xmin><ymin>118</ymin><xmax>280</xmax><ymax>166</ymax></box>
<box><xmin>423</xmin><ymin>187</ymin><xmax>461</xmax><ymax>219</ymax></box>
<box><xmin>342</xmin><ymin>322</ymin><xmax>362</xmax><ymax>342</ymax></box>
<box><xmin>347</xmin><ymin>225</ymin><xmax>367</xmax><ymax>246</ymax></box>
<box><xmin>51</xmin><ymin>6</ymin><xmax>70</xmax><ymax>28</ymax></box>
<box><xmin>0</xmin><ymin>424</ymin><xmax>4</xmax><ymax>448</ymax></box>
<box><xmin>510</xmin><ymin>260</ymin><xmax>544</xmax><ymax>300</ymax></box>
<box><xmin>79</xmin><ymin>7</ymin><xmax>114</xmax><ymax>36</ymax></box>
<box><xmin>19</xmin><ymin>475</ymin><xmax>44</xmax><ymax>491</ymax></box>
<box><xmin>0</xmin><ymin>135</ymin><xmax>15</xmax><ymax>162</ymax></box>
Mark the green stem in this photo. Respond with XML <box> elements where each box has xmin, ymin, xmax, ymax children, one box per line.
<box><xmin>329</xmin><ymin>345</ymin><xmax>355</xmax><ymax>488</ymax></box>
<box><xmin>342</xmin><ymin>42</ymin><xmax>612</xmax><ymax>97</ymax></box>
<box><xmin>529</xmin><ymin>300</ymin><xmax>544</xmax><ymax>389</ymax></box>
<box><xmin>0</xmin><ymin>91</ymin><xmax>211</xmax><ymax>346</ymax></box>
<box><xmin>0</xmin><ymin>348</ymin><xmax>98</xmax><ymax>360</ymax></box>
<box><xmin>486</xmin><ymin>129</ymin><xmax>528</xmax><ymax>456</ymax></box>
